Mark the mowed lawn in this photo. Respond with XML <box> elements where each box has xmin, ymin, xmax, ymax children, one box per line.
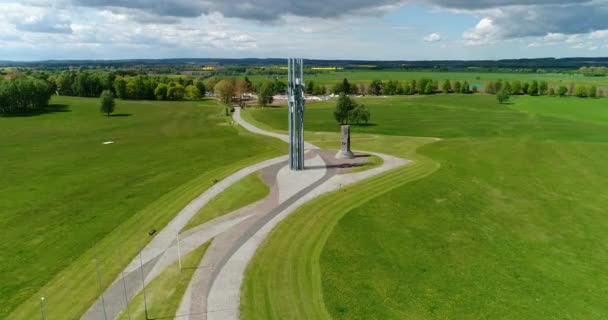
<box><xmin>243</xmin><ymin>94</ymin><xmax>608</xmax><ymax>319</ymax></box>
<box><xmin>0</xmin><ymin>96</ymin><xmax>284</xmax><ymax>318</ymax></box>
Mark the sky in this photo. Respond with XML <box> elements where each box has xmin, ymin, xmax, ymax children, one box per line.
<box><xmin>1</xmin><ymin>0</ymin><xmax>608</xmax><ymax>61</ymax></box>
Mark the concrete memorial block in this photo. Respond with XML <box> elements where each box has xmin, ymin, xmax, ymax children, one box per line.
<box><xmin>337</xmin><ymin>125</ymin><xmax>356</xmax><ymax>159</ymax></box>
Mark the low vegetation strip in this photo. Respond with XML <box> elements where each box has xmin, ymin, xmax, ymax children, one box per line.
<box><xmin>117</xmin><ymin>242</ymin><xmax>211</xmax><ymax>320</ymax></box>
<box><xmin>182</xmin><ymin>173</ymin><xmax>269</xmax><ymax>232</ymax></box>
<box><xmin>241</xmin><ymin>137</ymin><xmax>439</xmax><ymax>320</ymax></box>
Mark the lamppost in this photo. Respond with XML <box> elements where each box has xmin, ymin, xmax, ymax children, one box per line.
<box><xmin>176</xmin><ymin>229</ymin><xmax>182</xmax><ymax>272</ymax></box>
<box><xmin>39</xmin><ymin>297</ymin><xmax>45</xmax><ymax>320</ymax></box>
<box><xmin>138</xmin><ymin>248</ymin><xmax>149</xmax><ymax>320</ymax></box>
<box><xmin>94</xmin><ymin>258</ymin><xmax>108</xmax><ymax>320</ymax></box>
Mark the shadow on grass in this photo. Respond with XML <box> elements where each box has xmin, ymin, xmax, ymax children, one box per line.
<box><xmin>306</xmin><ymin>163</ymin><xmax>365</xmax><ymax>170</ymax></box>
<box><xmin>0</xmin><ymin>104</ymin><xmax>70</xmax><ymax>117</ymax></box>
<box><xmin>345</xmin><ymin>123</ymin><xmax>377</xmax><ymax>127</ymax></box>
<box><xmin>107</xmin><ymin>113</ymin><xmax>133</xmax><ymax>117</ymax></box>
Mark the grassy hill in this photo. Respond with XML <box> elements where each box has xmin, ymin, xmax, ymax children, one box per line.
<box><xmin>242</xmin><ymin>94</ymin><xmax>608</xmax><ymax>319</ymax></box>
<box><xmin>0</xmin><ymin>96</ymin><xmax>284</xmax><ymax>319</ymax></box>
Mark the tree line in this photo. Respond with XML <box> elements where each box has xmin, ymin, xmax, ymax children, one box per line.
<box><xmin>0</xmin><ymin>77</ymin><xmax>52</xmax><ymax>114</ymax></box>
<box><xmin>328</xmin><ymin>78</ymin><xmax>604</xmax><ymax>98</ymax></box>
<box><xmin>329</xmin><ymin>78</ymin><xmax>477</xmax><ymax>96</ymax></box>
<box><xmin>485</xmin><ymin>79</ymin><xmax>603</xmax><ymax>98</ymax></box>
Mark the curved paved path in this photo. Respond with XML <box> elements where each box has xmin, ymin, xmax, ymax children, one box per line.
<box><xmin>201</xmin><ymin>109</ymin><xmax>411</xmax><ymax>320</ymax></box>
<box><xmin>84</xmin><ymin>107</ymin><xmax>411</xmax><ymax>320</ymax></box>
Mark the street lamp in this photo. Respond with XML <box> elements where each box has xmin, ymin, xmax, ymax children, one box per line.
<box><xmin>39</xmin><ymin>297</ymin><xmax>45</xmax><ymax>320</ymax></box>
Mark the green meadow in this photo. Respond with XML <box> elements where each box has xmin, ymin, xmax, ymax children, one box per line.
<box><xmin>246</xmin><ymin>70</ymin><xmax>608</xmax><ymax>88</ymax></box>
<box><xmin>0</xmin><ymin>96</ymin><xmax>284</xmax><ymax>319</ymax></box>
<box><xmin>243</xmin><ymin>94</ymin><xmax>608</xmax><ymax>319</ymax></box>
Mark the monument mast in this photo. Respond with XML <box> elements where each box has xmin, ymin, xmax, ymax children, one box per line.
<box><xmin>288</xmin><ymin>58</ymin><xmax>306</xmax><ymax>171</ymax></box>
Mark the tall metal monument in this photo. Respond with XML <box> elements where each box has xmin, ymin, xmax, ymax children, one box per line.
<box><xmin>288</xmin><ymin>58</ymin><xmax>306</xmax><ymax>171</ymax></box>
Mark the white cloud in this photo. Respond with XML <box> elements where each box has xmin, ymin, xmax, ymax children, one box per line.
<box><xmin>424</xmin><ymin>32</ymin><xmax>442</xmax><ymax>42</ymax></box>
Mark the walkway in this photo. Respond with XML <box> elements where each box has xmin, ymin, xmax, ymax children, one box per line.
<box><xmin>83</xmin><ymin>107</ymin><xmax>411</xmax><ymax>320</ymax></box>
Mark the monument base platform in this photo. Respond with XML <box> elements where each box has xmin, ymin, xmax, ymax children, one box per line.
<box><xmin>335</xmin><ymin>150</ymin><xmax>356</xmax><ymax>159</ymax></box>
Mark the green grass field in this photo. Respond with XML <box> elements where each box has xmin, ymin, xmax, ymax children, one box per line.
<box><xmin>118</xmin><ymin>242</ymin><xmax>210</xmax><ymax>320</ymax></box>
<box><xmin>183</xmin><ymin>173</ymin><xmax>269</xmax><ymax>231</ymax></box>
<box><xmin>0</xmin><ymin>96</ymin><xmax>285</xmax><ymax>319</ymax></box>
<box><xmin>246</xmin><ymin>70</ymin><xmax>608</xmax><ymax>88</ymax></box>
<box><xmin>243</xmin><ymin>94</ymin><xmax>608</xmax><ymax>319</ymax></box>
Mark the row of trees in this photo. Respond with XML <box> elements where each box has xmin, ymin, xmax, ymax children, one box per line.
<box><xmin>485</xmin><ymin>79</ymin><xmax>603</xmax><ymax>98</ymax></box>
<box><xmin>578</xmin><ymin>66</ymin><xmax>608</xmax><ymax>77</ymax></box>
<box><xmin>0</xmin><ymin>78</ymin><xmax>52</xmax><ymax>114</ymax></box>
<box><xmin>328</xmin><ymin>78</ymin><xmax>604</xmax><ymax>99</ymax></box>
<box><xmin>331</xmin><ymin>78</ymin><xmax>478</xmax><ymax>96</ymax></box>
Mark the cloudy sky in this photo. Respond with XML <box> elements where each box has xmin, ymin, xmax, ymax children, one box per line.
<box><xmin>1</xmin><ymin>0</ymin><xmax>608</xmax><ymax>61</ymax></box>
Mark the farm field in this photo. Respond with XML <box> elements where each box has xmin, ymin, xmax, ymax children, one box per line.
<box><xmin>246</xmin><ymin>70</ymin><xmax>608</xmax><ymax>88</ymax></box>
<box><xmin>0</xmin><ymin>96</ymin><xmax>285</xmax><ymax>319</ymax></box>
<box><xmin>242</xmin><ymin>94</ymin><xmax>608</xmax><ymax>319</ymax></box>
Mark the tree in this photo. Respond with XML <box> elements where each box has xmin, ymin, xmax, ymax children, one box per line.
<box><xmin>403</xmin><ymin>83</ymin><xmax>412</xmax><ymax>95</ymax></box>
<box><xmin>461</xmin><ymin>81</ymin><xmax>470</xmax><ymax>94</ymax></box>
<box><xmin>512</xmin><ymin>80</ymin><xmax>522</xmax><ymax>95</ymax></box>
<box><xmin>154</xmin><ymin>83</ymin><xmax>168</xmax><ymax>100</ymax></box>
<box><xmin>313</xmin><ymin>83</ymin><xmax>326</xmax><ymax>95</ymax></box>
<box><xmin>485</xmin><ymin>81</ymin><xmax>496</xmax><ymax>94</ymax></box>
<box><xmin>305</xmin><ymin>80</ymin><xmax>315</xmax><ymax>95</ymax></box>
<box><xmin>244</xmin><ymin>77</ymin><xmax>254</xmax><ymax>93</ymax></box>
<box><xmin>100</xmin><ymin>90</ymin><xmax>115</xmax><ymax>116</ymax></box>
<box><xmin>185</xmin><ymin>85</ymin><xmax>201</xmax><ymax>100</ymax></box>
<box><xmin>205</xmin><ymin>77</ymin><xmax>221</xmax><ymax>94</ymax></box>
<box><xmin>504</xmin><ymin>81</ymin><xmax>512</xmax><ymax>94</ymax></box>
<box><xmin>454</xmin><ymin>81</ymin><xmax>462</xmax><ymax>93</ymax></box>
<box><xmin>497</xmin><ymin>89</ymin><xmax>510</xmax><ymax>104</ymax></box>
<box><xmin>588</xmin><ymin>85</ymin><xmax>598</xmax><ymax>98</ymax></box>
<box><xmin>558</xmin><ymin>86</ymin><xmax>568</xmax><ymax>97</ymax></box>
<box><xmin>423</xmin><ymin>82</ymin><xmax>434</xmax><ymax>95</ymax></box>
<box><xmin>167</xmin><ymin>83</ymin><xmax>185</xmax><ymax>101</ymax></box>
<box><xmin>568</xmin><ymin>82</ymin><xmax>575</xmax><ymax>96</ymax></box>
<box><xmin>529</xmin><ymin>80</ymin><xmax>539</xmax><ymax>96</ymax></box>
<box><xmin>334</xmin><ymin>93</ymin><xmax>357</xmax><ymax>125</ymax></box>
<box><xmin>495</xmin><ymin>80</ymin><xmax>503</xmax><ymax>93</ymax></box>
<box><xmin>234</xmin><ymin>79</ymin><xmax>249</xmax><ymax>104</ymax></box>
<box><xmin>396</xmin><ymin>83</ymin><xmax>405</xmax><ymax>95</ymax></box>
<box><xmin>0</xmin><ymin>78</ymin><xmax>51</xmax><ymax>114</ymax></box>
<box><xmin>195</xmin><ymin>80</ymin><xmax>206</xmax><ymax>98</ymax></box>
<box><xmin>341</xmin><ymin>78</ymin><xmax>351</xmax><ymax>94</ymax></box>
<box><xmin>539</xmin><ymin>81</ymin><xmax>548</xmax><ymax>95</ymax></box>
<box><xmin>522</xmin><ymin>82</ymin><xmax>530</xmax><ymax>94</ymax></box>
<box><xmin>333</xmin><ymin>78</ymin><xmax>352</xmax><ymax>94</ymax></box>
<box><xmin>370</xmin><ymin>80</ymin><xmax>383</xmax><ymax>96</ymax></box>
<box><xmin>384</xmin><ymin>80</ymin><xmax>398</xmax><ymax>95</ymax></box>
<box><xmin>350</xmin><ymin>104</ymin><xmax>371</xmax><ymax>125</ymax></box>
<box><xmin>442</xmin><ymin>80</ymin><xmax>451</xmax><ymax>93</ymax></box>
<box><xmin>419</xmin><ymin>79</ymin><xmax>432</xmax><ymax>94</ymax></box>
<box><xmin>548</xmin><ymin>88</ymin><xmax>556</xmax><ymax>96</ymax></box>
<box><xmin>214</xmin><ymin>79</ymin><xmax>235</xmax><ymax>104</ymax></box>
<box><xmin>574</xmin><ymin>85</ymin><xmax>587</xmax><ymax>98</ymax></box>
<box><xmin>257</xmin><ymin>81</ymin><xmax>274</xmax><ymax>107</ymax></box>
